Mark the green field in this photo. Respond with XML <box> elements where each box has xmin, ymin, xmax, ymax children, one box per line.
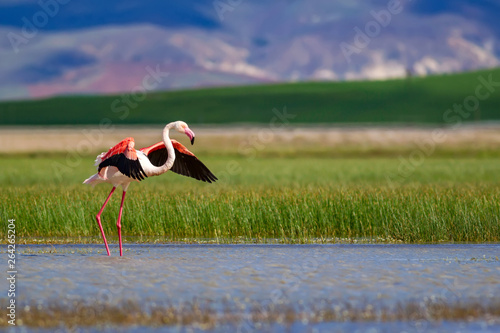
<box><xmin>1</xmin><ymin>153</ymin><xmax>499</xmax><ymax>244</ymax></box>
<box><xmin>1</xmin><ymin>68</ymin><xmax>499</xmax><ymax>125</ymax></box>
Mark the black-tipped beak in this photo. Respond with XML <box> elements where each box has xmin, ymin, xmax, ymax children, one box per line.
<box><xmin>185</xmin><ymin>128</ymin><xmax>196</xmax><ymax>145</ymax></box>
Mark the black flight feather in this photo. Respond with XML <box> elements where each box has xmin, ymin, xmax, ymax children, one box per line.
<box><xmin>147</xmin><ymin>148</ymin><xmax>217</xmax><ymax>183</ymax></box>
<box><xmin>98</xmin><ymin>154</ymin><xmax>147</xmax><ymax>181</ymax></box>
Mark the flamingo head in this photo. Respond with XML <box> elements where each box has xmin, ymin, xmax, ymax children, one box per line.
<box><xmin>175</xmin><ymin>121</ymin><xmax>195</xmax><ymax>145</ymax></box>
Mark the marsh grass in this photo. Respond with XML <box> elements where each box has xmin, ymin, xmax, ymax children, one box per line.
<box><xmin>3</xmin><ymin>185</ymin><xmax>500</xmax><ymax>243</ymax></box>
<box><xmin>1</xmin><ymin>156</ymin><xmax>499</xmax><ymax>243</ymax></box>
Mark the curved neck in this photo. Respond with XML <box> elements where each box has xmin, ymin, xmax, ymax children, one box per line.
<box><xmin>146</xmin><ymin>122</ymin><xmax>177</xmax><ymax>176</ymax></box>
<box><xmin>162</xmin><ymin>123</ymin><xmax>176</xmax><ymax>171</ymax></box>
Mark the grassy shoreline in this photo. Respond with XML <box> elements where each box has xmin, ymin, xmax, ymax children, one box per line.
<box><xmin>5</xmin><ymin>186</ymin><xmax>499</xmax><ymax>243</ymax></box>
<box><xmin>1</xmin><ymin>155</ymin><xmax>499</xmax><ymax>244</ymax></box>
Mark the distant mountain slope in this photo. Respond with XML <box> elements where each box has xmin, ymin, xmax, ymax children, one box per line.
<box><xmin>0</xmin><ymin>1</ymin><xmax>499</xmax><ymax>100</ymax></box>
<box><xmin>1</xmin><ymin>68</ymin><xmax>499</xmax><ymax>125</ymax></box>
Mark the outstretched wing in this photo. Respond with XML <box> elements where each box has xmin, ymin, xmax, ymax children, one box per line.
<box><xmin>140</xmin><ymin>140</ymin><xmax>217</xmax><ymax>183</ymax></box>
<box><xmin>98</xmin><ymin>137</ymin><xmax>147</xmax><ymax>181</ymax></box>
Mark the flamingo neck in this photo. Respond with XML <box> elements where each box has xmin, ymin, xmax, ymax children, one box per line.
<box><xmin>162</xmin><ymin>123</ymin><xmax>176</xmax><ymax>171</ymax></box>
<box><xmin>146</xmin><ymin>122</ymin><xmax>177</xmax><ymax>176</ymax></box>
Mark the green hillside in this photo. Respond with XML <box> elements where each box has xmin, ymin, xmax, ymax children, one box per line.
<box><xmin>1</xmin><ymin>68</ymin><xmax>499</xmax><ymax>125</ymax></box>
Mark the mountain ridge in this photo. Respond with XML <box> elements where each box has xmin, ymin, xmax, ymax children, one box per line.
<box><xmin>0</xmin><ymin>1</ymin><xmax>499</xmax><ymax>100</ymax></box>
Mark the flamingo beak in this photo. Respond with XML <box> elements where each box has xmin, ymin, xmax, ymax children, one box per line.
<box><xmin>185</xmin><ymin>128</ymin><xmax>195</xmax><ymax>145</ymax></box>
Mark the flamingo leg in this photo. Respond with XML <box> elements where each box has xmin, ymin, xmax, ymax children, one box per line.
<box><xmin>96</xmin><ymin>186</ymin><xmax>116</xmax><ymax>256</ymax></box>
<box><xmin>116</xmin><ymin>190</ymin><xmax>127</xmax><ymax>257</ymax></box>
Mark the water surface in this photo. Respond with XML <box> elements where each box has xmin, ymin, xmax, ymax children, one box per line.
<box><xmin>2</xmin><ymin>244</ymin><xmax>499</xmax><ymax>332</ymax></box>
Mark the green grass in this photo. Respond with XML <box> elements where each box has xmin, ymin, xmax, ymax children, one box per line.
<box><xmin>1</xmin><ymin>68</ymin><xmax>499</xmax><ymax>125</ymax></box>
<box><xmin>1</xmin><ymin>155</ymin><xmax>499</xmax><ymax>243</ymax></box>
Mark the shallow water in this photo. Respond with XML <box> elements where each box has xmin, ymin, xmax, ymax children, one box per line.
<box><xmin>2</xmin><ymin>244</ymin><xmax>500</xmax><ymax>332</ymax></box>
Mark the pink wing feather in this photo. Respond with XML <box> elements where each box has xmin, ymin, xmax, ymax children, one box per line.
<box><xmin>140</xmin><ymin>139</ymin><xmax>195</xmax><ymax>156</ymax></box>
<box><xmin>102</xmin><ymin>137</ymin><xmax>137</xmax><ymax>161</ymax></box>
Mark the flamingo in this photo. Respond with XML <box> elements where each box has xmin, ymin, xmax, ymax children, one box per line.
<box><xmin>83</xmin><ymin>121</ymin><xmax>217</xmax><ymax>256</ymax></box>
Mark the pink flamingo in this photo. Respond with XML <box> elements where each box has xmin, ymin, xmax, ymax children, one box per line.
<box><xmin>83</xmin><ymin>121</ymin><xmax>217</xmax><ymax>256</ymax></box>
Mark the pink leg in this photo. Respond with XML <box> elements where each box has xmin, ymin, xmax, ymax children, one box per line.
<box><xmin>117</xmin><ymin>191</ymin><xmax>127</xmax><ymax>256</ymax></box>
<box><xmin>96</xmin><ymin>187</ymin><xmax>116</xmax><ymax>256</ymax></box>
